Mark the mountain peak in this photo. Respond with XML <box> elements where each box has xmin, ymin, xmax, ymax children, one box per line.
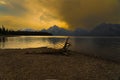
<box><xmin>41</xmin><ymin>23</ymin><xmax>120</xmax><ymax>36</ymax></box>
<box><xmin>48</xmin><ymin>25</ymin><xmax>62</xmax><ymax>31</ymax></box>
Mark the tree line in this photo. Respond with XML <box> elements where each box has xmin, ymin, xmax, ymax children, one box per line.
<box><xmin>0</xmin><ymin>25</ymin><xmax>52</xmax><ymax>36</ymax></box>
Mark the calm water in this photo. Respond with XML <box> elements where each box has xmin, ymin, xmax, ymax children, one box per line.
<box><xmin>0</xmin><ymin>36</ymin><xmax>120</xmax><ymax>61</ymax></box>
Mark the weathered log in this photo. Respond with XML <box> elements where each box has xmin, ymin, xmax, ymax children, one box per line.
<box><xmin>61</xmin><ymin>37</ymin><xmax>71</xmax><ymax>55</ymax></box>
<box><xmin>25</xmin><ymin>37</ymin><xmax>71</xmax><ymax>56</ymax></box>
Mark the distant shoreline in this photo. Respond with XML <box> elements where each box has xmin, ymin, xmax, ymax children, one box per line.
<box><xmin>0</xmin><ymin>26</ymin><xmax>52</xmax><ymax>36</ymax></box>
<box><xmin>0</xmin><ymin>34</ymin><xmax>53</xmax><ymax>37</ymax></box>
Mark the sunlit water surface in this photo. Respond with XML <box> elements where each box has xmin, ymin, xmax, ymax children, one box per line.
<box><xmin>0</xmin><ymin>36</ymin><xmax>120</xmax><ymax>61</ymax></box>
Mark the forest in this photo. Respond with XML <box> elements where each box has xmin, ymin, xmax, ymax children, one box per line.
<box><xmin>0</xmin><ymin>25</ymin><xmax>52</xmax><ymax>36</ymax></box>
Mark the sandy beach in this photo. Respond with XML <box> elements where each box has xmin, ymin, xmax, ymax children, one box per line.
<box><xmin>0</xmin><ymin>48</ymin><xmax>120</xmax><ymax>80</ymax></box>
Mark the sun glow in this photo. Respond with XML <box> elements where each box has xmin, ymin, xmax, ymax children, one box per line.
<box><xmin>0</xmin><ymin>0</ymin><xmax>120</xmax><ymax>30</ymax></box>
<box><xmin>0</xmin><ymin>0</ymin><xmax>6</xmax><ymax>5</ymax></box>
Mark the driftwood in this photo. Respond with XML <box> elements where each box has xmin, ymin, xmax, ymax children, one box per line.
<box><xmin>60</xmin><ymin>37</ymin><xmax>71</xmax><ymax>55</ymax></box>
<box><xmin>26</xmin><ymin>37</ymin><xmax>71</xmax><ymax>56</ymax></box>
<box><xmin>63</xmin><ymin>37</ymin><xmax>71</xmax><ymax>51</ymax></box>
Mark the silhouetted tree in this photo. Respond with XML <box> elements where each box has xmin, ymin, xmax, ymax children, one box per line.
<box><xmin>0</xmin><ymin>25</ymin><xmax>52</xmax><ymax>36</ymax></box>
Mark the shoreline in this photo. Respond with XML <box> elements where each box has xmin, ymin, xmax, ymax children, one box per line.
<box><xmin>0</xmin><ymin>47</ymin><xmax>120</xmax><ymax>79</ymax></box>
<box><xmin>0</xmin><ymin>47</ymin><xmax>119</xmax><ymax>63</ymax></box>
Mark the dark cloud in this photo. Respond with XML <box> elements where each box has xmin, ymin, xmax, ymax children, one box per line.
<box><xmin>39</xmin><ymin>0</ymin><xmax>120</xmax><ymax>29</ymax></box>
<box><xmin>55</xmin><ymin>0</ymin><xmax>120</xmax><ymax>29</ymax></box>
<box><xmin>0</xmin><ymin>0</ymin><xmax>120</xmax><ymax>30</ymax></box>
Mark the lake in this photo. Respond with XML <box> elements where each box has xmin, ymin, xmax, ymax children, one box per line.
<box><xmin>0</xmin><ymin>36</ymin><xmax>120</xmax><ymax>61</ymax></box>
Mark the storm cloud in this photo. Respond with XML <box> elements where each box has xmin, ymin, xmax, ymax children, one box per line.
<box><xmin>0</xmin><ymin>0</ymin><xmax>120</xmax><ymax>30</ymax></box>
<box><xmin>40</xmin><ymin>0</ymin><xmax>120</xmax><ymax>29</ymax></box>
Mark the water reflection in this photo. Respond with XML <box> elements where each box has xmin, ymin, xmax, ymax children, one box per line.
<box><xmin>47</xmin><ymin>38</ymin><xmax>64</xmax><ymax>44</ymax></box>
<box><xmin>70</xmin><ymin>37</ymin><xmax>120</xmax><ymax>52</ymax></box>
<box><xmin>0</xmin><ymin>36</ymin><xmax>120</xmax><ymax>61</ymax></box>
<box><xmin>0</xmin><ymin>36</ymin><xmax>67</xmax><ymax>49</ymax></box>
<box><xmin>0</xmin><ymin>36</ymin><xmax>120</xmax><ymax>52</ymax></box>
<box><xmin>0</xmin><ymin>37</ymin><xmax>8</xmax><ymax>48</ymax></box>
<box><xmin>70</xmin><ymin>37</ymin><xmax>120</xmax><ymax>62</ymax></box>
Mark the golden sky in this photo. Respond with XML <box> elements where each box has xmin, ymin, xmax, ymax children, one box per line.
<box><xmin>0</xmin><ymin>0</ymin><xmax>120</xmax><ymax>30</ymax></box>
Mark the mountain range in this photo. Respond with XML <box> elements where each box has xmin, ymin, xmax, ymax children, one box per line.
<box><xmin>90</xmin><ymin>23</ymin><xmax>120</xmax><ymax>36</ymax></box>
<box><xmin>40</xmin><ymin>23</ymin><xmax>120</xmax><ymax>36</ymax></box>
<box><xmin>41</xmin><ymin>25</ymin><xmax>89</xmax><ymax>36</ymax></box>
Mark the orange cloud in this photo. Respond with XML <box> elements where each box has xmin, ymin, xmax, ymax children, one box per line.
<box><xmin>0</xmin><ymin>0</ymin><xmax>120</xmax><ymax>30</ymax></box>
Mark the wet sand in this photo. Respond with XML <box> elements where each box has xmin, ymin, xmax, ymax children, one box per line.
<box><xmin>0</xmin><ymin>48</ymin><xmax>120</xmax><ymax>80</ymax></box>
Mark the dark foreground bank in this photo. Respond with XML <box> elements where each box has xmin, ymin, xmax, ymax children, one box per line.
<box><xmin>0</xmin><ymin>48</ymin><xmax>120</xmax><ymax>80</ymax></box>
